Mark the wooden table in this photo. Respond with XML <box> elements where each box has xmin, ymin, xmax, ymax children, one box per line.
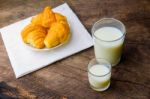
<box><xmin>0</xmin><ymin>0</ymin><xmax>150</xmax><ymax>99</ymax></box>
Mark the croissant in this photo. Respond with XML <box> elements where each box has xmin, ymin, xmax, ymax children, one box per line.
<box><xmin>21</xmin><ymin>24</ymin><xmax>42</xmax><ymax>43</ymax></box>
<box><xmin>27</xmin><ymin>29</ymin><xmax>47</xmax><ymax>49</ymax></box>
<box><xmin>21</xmin><ymin>24</ymin><xmax>47</xmax><ymax>48</ymax></box>
<box><xmin>31</xmin><ymin>6</ymin><xmax>56</xmax><ymax>28</ymax></box>
<box><xmin>44</xmin><ymin>21</ymin><xmax>70</xmax><ymax>48</ymax></box>
<box><xmin>42</xmin><ymin>6</ymin><xmax>56</xmax><ymax>28</ymax></box>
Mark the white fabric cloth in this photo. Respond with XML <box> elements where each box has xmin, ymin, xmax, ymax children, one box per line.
<box><xmin>0</xmin><ymin>3</ymin><xmax>93</xmax><ymax>78</ymax></box>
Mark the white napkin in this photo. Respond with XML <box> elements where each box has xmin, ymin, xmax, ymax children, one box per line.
<box><xmin>0</xmin><ymin>3</ymin><xmax>93</xmax><ymax>78</ymax></box>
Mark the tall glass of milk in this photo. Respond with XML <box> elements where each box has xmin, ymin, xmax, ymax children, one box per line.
<box><xmin>88</xmin><ymin>58</ymin><xmax>111</xmax><ymax>91</ymax></box>
<box><xmin>92</xmin><ymin>18</ymin><xmax>126</xmax><ymax>66</ymax></box>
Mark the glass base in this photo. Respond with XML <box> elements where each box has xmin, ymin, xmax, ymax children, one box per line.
<box><xmin>90</xmin><ymin>83</ymin><xmax>110</xmax><ymax>92</ymax></box>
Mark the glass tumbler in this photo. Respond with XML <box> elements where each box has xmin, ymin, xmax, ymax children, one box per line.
<box><xmin>92</xmin><ymin>18</ymin><xmax>126</xmax><ymax>66</ymax></box>
<box><xmin>88</xmin><ymin>58</ymin><xmax>111</xmax><ymax>91</ymax></box>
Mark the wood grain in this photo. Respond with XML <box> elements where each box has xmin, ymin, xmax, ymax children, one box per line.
<box><xmin>0</xmin><ymin>0</ymin><xmax>150</xmax><ymax>99</ymax></box>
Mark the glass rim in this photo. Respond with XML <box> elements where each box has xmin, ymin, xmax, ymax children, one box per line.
<box><xmin>91</xmin><ymin>18</ymin><xmax>126</xmax><ymax>42</ymax></box>
<box><xmin>88</xmin><ymin>58</ymin><xmax>111</xmax><ymax>77</ymax></box>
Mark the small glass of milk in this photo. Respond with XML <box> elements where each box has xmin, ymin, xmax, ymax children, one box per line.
<box><xmin>88</xmin><ymin>58</ymin><xmax>111</xmax><ymax>91</ymax></box>
<box><xmin>92</xmin><ymin>18</ymin><xmax>126</xmax><ymax>66</ymax></box>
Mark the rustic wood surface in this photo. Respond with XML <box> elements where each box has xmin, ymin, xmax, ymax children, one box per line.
<box><xmin>0</xmin><ymin>0</ymin><xmax>150</xmax><ymax>99</ymax></box>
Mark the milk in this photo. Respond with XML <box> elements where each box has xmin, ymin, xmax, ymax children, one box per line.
<box><xmin>88</xmin><ymin>64</ymin><xmax>111</xmax><ymax>91</ymax></box>
<box><xmin>93</xmin><ymin>27</ymin><xmax>124</xmax><ymax>66</ymax></box>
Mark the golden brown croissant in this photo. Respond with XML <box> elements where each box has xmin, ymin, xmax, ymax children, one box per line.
<box><xmin>31</xmin><ymin>6</ymin><xmax>56</xmax><ymax>28</ymax></box>
<box><xmin>42</xmin><ymin>6</ymin><xmax>56</xmax><ymax>28</ymax></box>
<box><xmin>21</xmin><ymin>24</ymin><xmax>47</xmax><ymax>48</ymax></box>
<box><xmin>27</xmin><ymin>29</ymin><xmax>47</xmax><ymax>49</ymax></box>
<box><xmin>44</xmin><ymin>21</ymin><xmax>70</xmax><ymax>48</ymax></box>
<box><xmin>21</xmin><ymin>24</ymin><xmax>43</xmax><ymax>43</ymax></box>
